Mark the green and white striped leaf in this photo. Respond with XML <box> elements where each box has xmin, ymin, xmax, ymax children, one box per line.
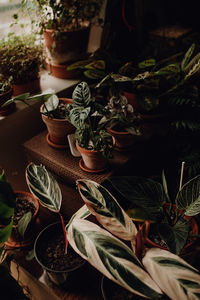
<box><xmin>67</xmin><ymin>218</ymin><xmax>162</xmax><ymax>299</ymax></box>
<box><xmin>72</xmin><ymin>81</ymin><xmax>91</xmax><ymax>107</ymax></box>
<box><xmin>25</xmin><ymin>163</ymin><xmax>62</xmax><ymax>212</ymax></box>
<box><xmin>176</xmin><ymin>175</ymin><xmax>200</xmax><ymax>216</ymax></box>
<box><xmin>66</xmin><ymin>204</ymin><xmax>91</xmax><ymax>231</ymax></box>
<box><xmin>69</xmin><ymin>106</ymin><xmax>90</xmax><ymax>128</ymax></box>
<box><xmin>143</xmin><ymin>248</ymin><xmax>200</xmax><ymax>300</ymax></box>
<box><xmin>42</xmin><ymin>94</ymin><xmax>59</xmax><ymax>113</ymax></box>
<box><xmin>76</xmin><ymin>179</ymin><xmax>137</xmax><ymax>245</ymax></box>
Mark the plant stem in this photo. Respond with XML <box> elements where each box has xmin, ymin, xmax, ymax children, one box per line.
<box><xmin>58</xmin><ymin>212</ymin><xmax>68</xmax><ymax>254</ymax></box>
<box><xmin>179</xmin><ymin>161</ymin><xmax>185</xmax><ymax>191</ymax></box>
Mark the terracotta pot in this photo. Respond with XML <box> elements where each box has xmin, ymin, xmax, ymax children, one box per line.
<box><xmin>40</xmin><ymin>98</ymin><xmax>75</xmax><ymax>148</ymax></box>
<box><xmin>76</xmin><ymin>141</ymin><xmax>108</xmax><ymax>173</ymax></box>
<box><xmin>12</xmin><ymin>77</ymin><xmax>41</xmax><ymax>96</ymax></box>
<box><xmin>34</xmin><ymin>222</ymin><xmax>85</xmax><ymax>285</ymax></box>
<box><xmin>107</xmin><ymin>128</ymin><xmax>138</xmax><ymax>152</ymax></box>
<box><xmin>43</xmin><ymin>26</ymin><xmax>90</xmax><ymax>65</ymax></box>
<box><xmin>45</xmin><ymin>59</ymin><xmax>80</xmax><ymax>79</ymax></box>
<box><xmin>6</xmin><ymin>190</ymin><xmax>40</xmax><ymax>249</ymax></box>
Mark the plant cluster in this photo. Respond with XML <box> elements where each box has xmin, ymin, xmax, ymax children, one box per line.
<box><xmin>0</xmin><ymin>33</ymin><xmax>43</xmax><ymax>84</ymax></box>
<box><xmin>0</xmin><ymin>76</ymin><xmax>11</xmax><ymax>94</ymax></box>
<box><xmin>20</xmin><ymin>0</ymin><xmax>104</xmax><ymax>32</ymax></box>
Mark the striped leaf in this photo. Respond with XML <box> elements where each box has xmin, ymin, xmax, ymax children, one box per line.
<box><xmin>181</xmin><ymin>43</ymin><xmax>195</xmax><ymax>71</ymax></box>
<box><xmin>176</xmin><ymin>175</ymin><xmax>200</xmax><ymax>216</ymax></box>
<box><xmin>25</xmin><ymin>163</ymin><xmax>62</xmax><ymax>212</ymax></box>
<box><xmin>143</xmin><ymin>248</ymin><xmax>200</xmax><ymax>300</ymax></box>
<box><xmin>67</xmin><ymin>218</ymin><xmax>162</xmax><ymax>299</ymax></box>
<box><xmin>76</xmin><ymin>179</ymin><xmax>137</xmax><ymax>243</ymax></box>
<box><xmin>66</xmin><ymin>204</ymin><xmax>91</xmax><ymax>230</ymax></box>
<box><xmin>69</xmin><ymin>106</ymin><xmax>90</xmax><ymax>128</ymax></box>
<box><xmin>42</xmin><ymin>94</ymin><xmax>59</xmax><ymax>113</ymax></box>
<box><xmin>72</xmin><ymin>81</ymin><xmax>91</xmax><ymax>107</ymax></box>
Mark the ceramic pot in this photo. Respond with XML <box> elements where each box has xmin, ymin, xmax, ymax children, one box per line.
<box><xmin>34</xmin><ymin>222</ymin><xmax>85</xmax><ymax>285</ymax></box>
<box><xmin>76</xmin><ymin>141</ymin><xmax>108</xmax><ymax>173</ymax></box>
<box><xmin>45</xmin><ymin>59</ymin><xmax>80</xmax><ymax>79</ymax></box>
<box><xmin>40</xmin><ymin>98</ymin><xmax>75</xmax><ymax>148</ymax></box>
<box><xmin>6</xmin><ymin>190</ymin><xmax>40</xmax><ymax>249</ymax></box>
<box><xmin>12</xmin><ymin>77</ymin><xmax>41</xmax><ymax>96</ymax></box>
<box><xmin>107</xmin><ymin>128</ymin><xmax>138</xmax><ymax>152</ymax></box>
<box><xmin>43</xmin><ymin>26</ymin><xmax>90</xmax><ymax>65</ymax></box>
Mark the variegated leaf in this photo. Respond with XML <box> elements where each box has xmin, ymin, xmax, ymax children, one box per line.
<box><xmin>26</xmin><ymin>163</ymin><xmax>62</xmax><ymax>212</ymax></box>
<box><xmin>76</xmin><ymin>179</ymin><xmax>137</xmax><ymax>244</ymax></box>
<box><xmin>176</xmin><ymin>175</ymin><xmax>200</xmax><ymax>216</ymax></box>
<box><xmin>68</xmin><ymin>218</ymin><xmax>162</xmax><ymax>299</ymax></box>
<box><xmin>69</xmin><ymin>106</ymin><xmax>90</xmax><ymax>128</ymax></box>
<box><xmin>72</xmin><ymin>81</ymin><xmax>91</xmax><ymax>107</ymax></box>
<box><xmin>143</xmin><ymin>248</ymin><xmax>200</xmax><ymax>300</ymax></box>
<box><xmin>42</xmin><ymin>94</ymin><xmax>59</xmax><ymax>113</ymax></box>
<box><xmin>66</xmin><ymin>204</ymin><xmax>91</xmax><ymax>230</ymax></box>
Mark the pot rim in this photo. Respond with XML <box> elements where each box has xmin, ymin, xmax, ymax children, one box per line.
<box><xmin>34</xmin><ymin>221</ymin><xmax>85</xmax><ymax>274</ymax></box>
<box><xmin>40</xmin><ymin>98</ymin><xmax>73</xmax><ymax>122</ymax></box>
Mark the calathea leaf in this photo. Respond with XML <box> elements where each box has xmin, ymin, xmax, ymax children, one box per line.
<box><xmin>84</xmin><ymin>60</ymin><xmax>105</xmax><ymax>70</ymax></box>
<box><xmin>42</xmin><ymin>94</ymin><xmax>59</xmax><ymax>113</ymax></box>
<box><xmin>66</xmin><ymin>59</ymin><xmax>92</xmax><ymax>70</ymax></box>
<box><xmin>25</xmin><ymin>163</ymin><xmax>62</xmax><ymax>212</ymax></box>
<box><xmin>157</xmin><ymin>217</ymin><xmax>189</xmax><ymax>254</ymax></box>
<box><xmin>181</xmin><ymin>43</ymin><xmax>195</xmax><ymax>71</ymax></box>
<box><xmin>106</xmin><ymin>176</ymin><xmax>166</xmax><ymax>219</ymax></box>
<box><xmin>83</xmin><ymin>69</ymin><xmax>106</xmax><ymax>80</ymax></box>
<box><xmin>76</xmin><ymin>179</ymin><xmax>138</xmax><ymax>243</ymax></box>
<box><xmin>72</xmin><ymin>81</ymin><xmax>91</xmax><ymax>106</ymax></box>
<box><xmin>138</xmin><ymin>58</ymin><xmax>156</xmax><ymax>69</ymax></box>
<box><xmin>155</xmin><ymin>64</ymin><xmax>180</xmax><ymax>76</ymax></box>
<box><xmin>66</xmin><ymin>204</ymin><xmax>91</xmax><ymax>230</ymax></box>
<box><xmin>69</xmin><ymin>106</ymin><xmax>90</xmax><ymax>128</ymax></box>
<box><xmin>143</xmin><ymin>248</ymin><xmax>200</xmax><ymax>300</ymax></box>
<box><xmin>67</xmin><ymin>218</ymin><xmax>162</xmax><ymax>299</ymax></box>
<box><xmin>176</xmin><ymin>175</ymin><xmax>200</xmax><ymax>216</ymax></box>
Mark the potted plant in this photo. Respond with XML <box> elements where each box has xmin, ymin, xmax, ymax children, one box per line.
<box><xmin>0</xmin><ymin>33</ymin><xmax>43</xmax><ymax>96</ymax></box>
<box><xmin>20</xmin><ymin>0</ymin><xmax>104</xmax><ymax>78</ymax></box>
<box><xmin>66</xmin><ymin>81</ymin><xmax>114</xmax><ymax>172</ymax></box>
<box><xmin>0</xmin><ymin>76</ymin><xmax>14</xmax><ymax>116</ymax></box>
<box><xmin>0</xmin><ymin>168</ymin><xmax>40</xmax><ymax>249</ymax></box>
<box><xmin>97</xmin><ymin>75</ymin><xmax>141</xmax><ymax>151</ymax></box>
<box><xmin>104</xmin><ymin>165</ymin><xmax>200</xmax><ymax>256</ymax></box>
<box><xmin>25</xmin><ymin>163</ymin><xmax>89</xmax><ymax>285</ymax></box>
<box><xmin>66</xmin><ymin>178</ymin><xmax>200</xmax><ymax>299</ymax></box>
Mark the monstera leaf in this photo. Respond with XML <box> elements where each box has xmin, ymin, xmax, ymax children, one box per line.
<box><xmin>76</xmin><ymin>179</ymin><xmax>137</xmax><ymax>244</ymax></box>
<box><xmin>25</xmin><ymin>163</ymin><xmax>62</xmax><ymax>212</ymax></box>
<box><xmin>143</xmin><ymin>248</ymin><xmax>200</xmax><ymax>300</ymax></box>
<box><xmin>176</xmin><ymin>175</ymin><xmax>200</xmax><ymax>216</ymax></box>
<box><xmin>72</xmin><ymin>81</ymin><xmax>91</xmax><ymax>106</ymax></box>
<box><xmin>67</xmin><ymin>218</ymin><xmax>162</xmax><ymax>299</ymax></box>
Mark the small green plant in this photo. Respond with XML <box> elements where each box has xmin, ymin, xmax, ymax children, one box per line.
<box><xmin>0</xmin><ymin>76</ymin><xmax>11</xmax><ymax>94</ymax></box>
<box><xmin>0</xmin><ymin>33</ymin><xmax>43</xmax><ymax>85</ymax></box>
<box><xmin>67</xmin><ymin>81</ymin><xmax>114</xmax><ymax>159</ymax></box>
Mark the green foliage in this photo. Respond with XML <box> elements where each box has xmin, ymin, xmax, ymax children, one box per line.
<box><xmin>67</xmin><ymin>81</ymin><xmax>114</xmax><ymax>158</ymax></box>
<box><xmin>0</xmin><ymin>33</ymin><xmax>43</xmax><ymax>84</ymax></box>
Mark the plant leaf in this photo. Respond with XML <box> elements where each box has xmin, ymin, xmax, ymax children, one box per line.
<box><xmin>155</xmin><ymin>64</ymin><xmax>180</xmax><ymax>76</ymax></box>
<box><xmin>25</xmin><ymin>163</ymin><xmax>62</xmax><ymax>212</ymax></box>
<box><xmin>66</xmin><ymin>59</ymin><xmax>92</xmax><ymax>70</ymax></box>
<box><xmin>157</xmin><ymin>217</ymin><xmax>189</xmax><ymax>254</ymax></box>
<box><xmin>0</xmin><ymin>220</ymin><xmax>13</xmax><ymax>243</ymax></box>
<box><xmin>68</xmin><ymin>218</ymin><xmax>162</xmax><ymax>299</ymax></box>
<box><xmin>83</xmin><ymin>69</ymin><xmax>106</xmax><ymax>80</ymax></box>
<box><xmin>18</xmin><ymin>211</ymin><xmax>32</xmax><ymax>237</ymax></box>
<box><xmin>106</xmin><ymin>176</ymin><xmax>165</xmax><ymax>220</ymax></box>
<box><xmin>76</xmin><ymin>179</ymin><xmax>138</xmax><ymax>243</ymax></box>
<box><xmin>42</xmin><ymin>94</ymin><xmax>59</xmax><ymax>113</ymax></box>
<box><xmin>176</xmin><ymin>175</ymin><xmax>200</xmax><ymax>216</ymax></box>
<box><xmin>138</xmin><ymin>59</ymin><xmax>156</xmax><ymax>69</ymax></box>
<box><xmin>85</xmin><ymin>60</ymin><xmax>105</xmax><ymax>70</ymax></box>
<box><xmin>72</xmin><ymin>81</ymin><xmax>91</xmax><ymax>106</ymax></box>
<box><xmin>143</xmin><ymin>248</ymin><xmax>200</xmax><ymax>300</ymax></box>
<box><xmin>69</xmin><ymin>106</ymin><xmax>90</xmax><ymax>128</ymax></box>
<box><xmin>181</xmin><ymin>43</ymin><xmax>195</xmax><ymax>71</ymax></box>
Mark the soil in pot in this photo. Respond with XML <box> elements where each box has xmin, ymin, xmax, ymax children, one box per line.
<box><xmin>34</xmin><ymin>222</ymin><xmax>85</xmax><ymax>285</ymax></box>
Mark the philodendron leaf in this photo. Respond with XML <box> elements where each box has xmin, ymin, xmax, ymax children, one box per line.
<box><xmin>0</xmin><ymin>220</ymin><xmax>13</xmax><ymax>243</ymax></box>
<box><xmin>42</xmin><ymin>94</ymin><xmax>59</xmax><ymax>113</ymax></box>
<box><xmin>69</xmin><ymin>106</ymin><xmax>90</xmax><ymax>128</ymax></box>
<box><xmin>157</xmin><ymin>217</ymin><xmax>189</xmax><ymax>254</ymax></box>
<box><xmin>25</xmin><ymin>163</ymin><xmax>62</xmax><ymax>212</ymax></box>
<box><xmin>176</xmin><ymin>175</ymin><xmax>200</xmax><ymax>216</ymax></box>
<box><xmin>143</xmin><ymin>248</ymin><xmax>200</xmax><ymax>300</ymax></box>
<box><xmin>18</xmin><ymin>211</ymin><xmax>32</xmax><ymax>238</ymax></box>
<box><xmin>106</xmin><ymin>176</ymin><xmax>165</xmax><ymax>220</ymax></box>
<box><xmin>72</xmin><ymin>81</ymin><xmax>91</xmax><ymax>106</ymax></box>
<box><xmin>76</xmin><ymin>179</ymin><xmax>138</xmax><ymax>244</ymax></box>
<box><xmin>67</xmin><ymin>218</ymin><xmax>162</xmax><ymax>299</ymax></box>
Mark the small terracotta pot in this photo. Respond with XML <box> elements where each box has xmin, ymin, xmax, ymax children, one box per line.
<box><xmin>43</xmin><ymin>26</ymin><xmax>90</xmax><ymax>64</ymax></box>
<box><xmin>40</xmin><ymin>98</ymin><xmax>75</xmax><ymax>147</ymax></box>
<box><xmin>45</xmin><ymin>59</ymin><xmax>80</xmax><ymax>79</ymax></box>
<box><xmin>12</xmin><ymin>77</ymin><xmax>41</xmax><ymax>96</ymax></box>
<box><xmin>76</xmin><ymin>141</ymin><xmax>108</xmax><ymax>173</ymax></box>
<box><xmin>6</xmin><ymin>190</ymin><xmax>40</xmax><ymax>249</ymax></box>
<box><xmin>107</xmin><ymin>128</ymin><xmax>137</xmax><ymax>152</ymax></box>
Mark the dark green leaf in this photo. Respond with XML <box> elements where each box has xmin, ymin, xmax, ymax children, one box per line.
<box><xmin>18</xmin><ymin>211</ymin><xmax>32</xmax><ymax>237</ymax></box>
